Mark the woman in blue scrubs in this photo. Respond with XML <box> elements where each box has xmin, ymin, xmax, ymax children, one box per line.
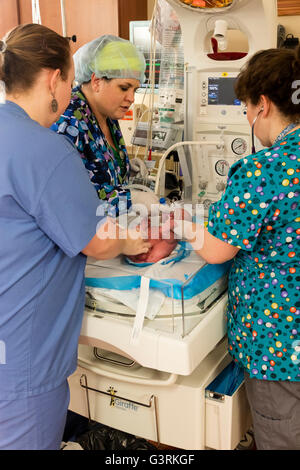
<box><xmin>0</xmin><ymin>23</ymin><xmax>150</xmax><ymax>450</ymax></box>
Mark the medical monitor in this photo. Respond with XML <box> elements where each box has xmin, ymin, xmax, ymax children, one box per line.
<box><xmin>129</xmin><ymin>20</ymin><xmax>161</xmax><ymax>90</ymax></box>
<box><xmin>196</xmin><ymin>71</ymin><xmax>247</xmax><ymax>126</ymax></box>
<box><xmin>207</xmin><ymin>77</ymin><xmax>240</xmax><ymax>106</ymax></box>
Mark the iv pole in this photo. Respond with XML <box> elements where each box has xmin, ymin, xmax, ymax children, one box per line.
<box><xmin>31</xmin><ymin>0</ymin><xmax>42</xmax><ymax>24</ymax></box>
<box><xmin>60</xmin><ymin>0</ymin><xmax>67</xmax><ymax>37</ymax></box>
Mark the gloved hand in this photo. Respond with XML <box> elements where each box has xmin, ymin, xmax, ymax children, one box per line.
<box><xmin>172</xmin><ymin>219</ymin><xmax>204</xmax><ymax>250</ymax></box>
<box><xmin>130</xmin><ymin>157</ymin><xmax>148</xmax><ymax>179</ymax></box>
<box><xmin>130</xmin><ymin>189</ymin><xmax>160</xmax><ymax>212</ymax></box>
<box><xmin>169</xmin><ymin>206</ymin><xmax>204</xmax><ymax>250</ymax></box>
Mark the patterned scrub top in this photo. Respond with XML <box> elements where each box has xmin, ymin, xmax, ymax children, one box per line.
<box><xmin>51</xmin><ymin>86</ymin><xmax>131</xmax><ymax>216</ymax></box>
<box><xmin>208</xmin><ymin>130</ymin><xmax>300</xmax><ymax>381</ymax></box>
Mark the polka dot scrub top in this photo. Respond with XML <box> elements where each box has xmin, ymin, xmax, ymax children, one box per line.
<box><xmin>208</xmin><ymin>129</ymin><xmax>300</xmax><ymax>381</ymax></box>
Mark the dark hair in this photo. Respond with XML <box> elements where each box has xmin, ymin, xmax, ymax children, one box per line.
<box><xmin>235</xmin><ymin>46</ymin><xmax>300</xmax><ymax>121</ymax></box>
<box><xmin>0</xmin><ymin>23</ymin><xmax>71</xmax><ymax>94</ymax></box>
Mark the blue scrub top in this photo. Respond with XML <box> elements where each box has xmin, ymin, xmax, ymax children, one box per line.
<box><xmin>0</xmin><ymin>101</ymin><xmax>104</xmax><ymax>399</ymax></box>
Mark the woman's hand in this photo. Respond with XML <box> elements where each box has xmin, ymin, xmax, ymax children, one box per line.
<box><xmin>121</xmin><ymin>228</ymin><xmax>151</xmax><ymax>256</ymax></box>
<box><xmin>82</xmin><ymin>219</ymin><xmax>150</xmax><ymax>259</ymax></box>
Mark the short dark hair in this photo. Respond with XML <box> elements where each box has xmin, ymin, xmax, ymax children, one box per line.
<box><xmin>0</xmin><ymin>23</ymin><xmax>71</xmax><ymax>94</ymax></box>
<box><xmin>235</xmin><ymin>46</ymin><xmax>300</xmax><ymax>121</ymax></box>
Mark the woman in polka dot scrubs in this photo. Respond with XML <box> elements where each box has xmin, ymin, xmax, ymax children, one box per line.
<box><xmin>206</xmin><ymin>47</ymin><xmax>300</xmax><ymax>449</ymax></box>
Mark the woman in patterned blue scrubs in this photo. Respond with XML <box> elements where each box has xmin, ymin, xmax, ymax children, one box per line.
<box><xmin>52</xmin><ymin>35</ymin><xmax>158</xmax><ymax>215</ymax></box>
<box><xmin>206</xmin><ymin>47</ymin><xmax>300</xmax><ymax>449</ymax></box>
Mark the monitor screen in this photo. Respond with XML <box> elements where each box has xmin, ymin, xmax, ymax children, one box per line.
<box><xmin>208</xmin><ymin>77</ymin><xmax>240</xmax><ymax>105</ymax></box>
<box><xmin>129</xmin><ymin>21</ymin><xmax>161</xmax><ymax>89</ymax></box>
<box><xmin>142</xmin><ymin>55</ymin><xmax>161</xmax><ymax>89</ymax></box>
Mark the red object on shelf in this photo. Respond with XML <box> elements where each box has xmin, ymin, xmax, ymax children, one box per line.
<box><xmin>208</xmin><ymin>37</ymin><xmax>247</xmax><ymax>61</ymax></box>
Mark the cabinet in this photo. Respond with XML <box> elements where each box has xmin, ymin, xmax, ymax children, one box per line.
<box><xmin>278</xmin><ymin>1</ymin><xmax>300</xmax><ymax>16</ymax></box>
<box><xmin>0</xmin><ymin>0</ymin><xmax>148</xmax><ymax>52</ymax></box>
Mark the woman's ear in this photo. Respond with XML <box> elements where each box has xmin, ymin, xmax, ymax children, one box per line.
<box><xmin>260</xmin><ymin>95</ymin><xmax>270</xmax><ymax>117</ymax></box>
<box><xmin>49</xmin><ymin>68</ymin><xmax>61</xmax><ymax>95</ymax></box>
<box><xmin>91</xmin><ymin>73</ymin><xmax>102</xmax><ymax>93</ymax></box>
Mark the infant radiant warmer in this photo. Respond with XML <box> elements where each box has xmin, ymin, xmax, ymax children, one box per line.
<box><xmin>81</xmin><ymin>247</ymin><xmax>230</xmax><ymax>374</ymax></box>
<box><xmin>68</xmin><ymin>250</ymin><xmax>251</xmax><ymax>449</ymax></box>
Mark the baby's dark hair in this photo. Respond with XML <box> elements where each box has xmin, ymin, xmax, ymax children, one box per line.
<box><xmin>235</xmin><ymin>46</ymin><xmax>300</xmax><ymax>121</ymax></box>
<box><xmin>0</xmin><ymin>23</ymin><xmax>71</xmax><ymax>94</ymax></box>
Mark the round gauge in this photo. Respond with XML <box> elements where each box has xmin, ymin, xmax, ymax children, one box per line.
<box><xmin>215</xmin><ymin>159</ymin><xmax>229</xmax><ymax>177</ymax></box>
<box><xmin>231</xmin><ymin>137</ymin><xmax>247</xmax><ymax>155</ymax></box>
<box><xmin>203</xmin><ymin>199</ymin><xmax>212</xmax><ymax>210</ymax></box>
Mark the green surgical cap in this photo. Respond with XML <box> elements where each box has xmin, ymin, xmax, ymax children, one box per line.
<box><xmin>73</xmin><ymin>35</ymin><xmax>146</xmax><ymax>85</ymax></box>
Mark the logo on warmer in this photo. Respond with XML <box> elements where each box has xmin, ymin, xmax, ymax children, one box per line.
<box><xmin>107</xmin><ymin>386</ymin><xmax>117</xmax><ymax>406</ymax></box>
<box><xmin>107</xmin><ymin>386</ymin><xmax>138</xmax><ymax>412</ymax></box>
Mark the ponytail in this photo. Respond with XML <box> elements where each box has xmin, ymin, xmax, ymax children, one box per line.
<box><xmin>0</xmin><ymin>24</ymin><xmax>71</xmax><ymax>94</ymax></box>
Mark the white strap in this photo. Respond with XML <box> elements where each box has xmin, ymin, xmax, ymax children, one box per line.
<box><xmin>130</xmin><ymin>276</ymin><xmax>150</xmax><ymax>345</ymax></box>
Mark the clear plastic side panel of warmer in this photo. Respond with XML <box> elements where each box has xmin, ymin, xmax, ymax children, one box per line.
<box><xmin>84</xmin><ymin>251</ymin><xmax>229</xmax><ymax>338</ymax></box>
<box><xmin>85</xmin><ymin>257</ymin><xmax>146</xmax><ymax>323</ymax></box>
<box><xmin>84</xmin><ymin>257</ymin><xmax>177</xmax><ymax>334</ymax></box>
<box><xmin>176</xmin><ymin>251</ymin><xmax>229</xmax><ymax>336</ymax></box>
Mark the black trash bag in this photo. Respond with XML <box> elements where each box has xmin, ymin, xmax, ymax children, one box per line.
<box><xmin>63</xmin><ymin>410</ymin><xmax>90</xmax><ymax>442</ymax></box>
<box><xmin>76</xmin><ymin>421</ymin><xmax>157</xmax><ymax>451</ymax></box>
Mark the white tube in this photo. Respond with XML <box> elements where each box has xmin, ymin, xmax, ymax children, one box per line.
<box><xmin>154</xmin><ymin>140</ymin><xmax>223</xmax><ymax>196</ymax></box>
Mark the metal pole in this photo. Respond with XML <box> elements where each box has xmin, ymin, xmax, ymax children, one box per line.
<box><xmin>60</xmin><ymin>0</ymin><xmax>67</xmax><ymax>37</ymax></box>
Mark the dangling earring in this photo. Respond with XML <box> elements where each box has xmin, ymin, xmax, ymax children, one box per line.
<box><xmin>51</xmin><ymin>97</ymin><xmax>58</xmax><ymax>113</ymax></box>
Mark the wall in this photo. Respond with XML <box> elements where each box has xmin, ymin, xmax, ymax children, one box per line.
<box><xmin>278</xmin><ymin>15</ymin><xmax>300</xmax><ymax>37</ymax></box>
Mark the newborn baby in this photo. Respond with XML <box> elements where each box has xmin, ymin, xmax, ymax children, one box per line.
<box><xmin>127</xmin><ymin>214</ymin><xmax>177</xmax><ymax>264</ymax></box>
